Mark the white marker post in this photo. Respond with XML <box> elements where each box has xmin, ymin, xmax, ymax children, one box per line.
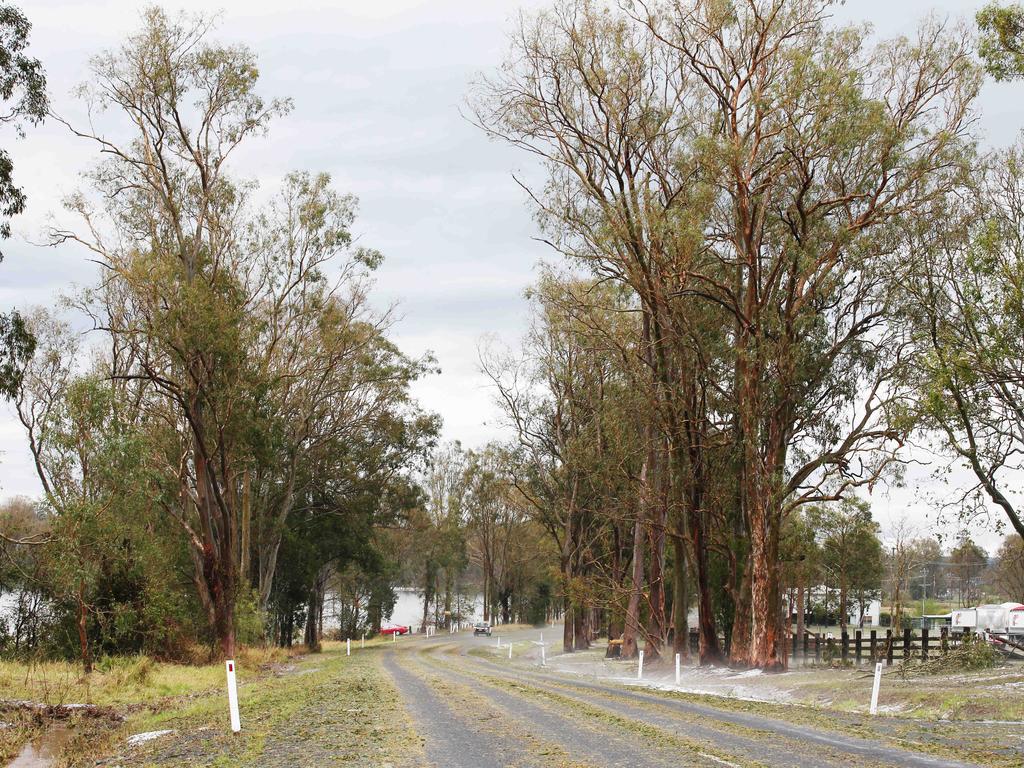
<box><xmin>675</xmin><ymin>653</ymin><xmax>681</xmax><ymax>685</ymax></box>
<box><xmin>346</xmin><ymin>638</ymin><xmax>351</xmax><ymax>656</ymax></box>
<box><xmin>869</xmin><ymin>662</ymin><xmax>883</xmax><ymax>715</ymax></box>
<box><xmin>496</xmin><ymin>636</ymin><xmax>501</xmax><ymax>649</ymax></box>
<box><xmin>508</xmin><ymin>643</ymin><xmax>513</xmax><ymax>660</ymax></box>
<box><xmin>541</xmin><ymin>643</ymin><xmax>546</xmax><ymax>667</ymax></box>
<box><xmin>637</xmin><ymin>650</ymin><xmax>645</xmax><ymax>681</ymax></box>
<box><xmin>361</xmin><ymin>633</ymin><xmax>365</xmax><ymax>649</ymax></box>
<box><xmin>225</xmin><ymin>660</ymin><xmax>241</xmax><ymax>733</ymax></box>
<box><xmin>393</xmin><ymin>630</ymin><xmax>397</xmax><ymax>644</ymax></box>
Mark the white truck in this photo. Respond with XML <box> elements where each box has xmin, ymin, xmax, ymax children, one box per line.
<box><xmin>954</xmin><ymin>603</ymin><xmax>1024</xmax><ymax>634</ymax></box>
<box><xmin>951</xmin><ymin>608</ymin><xmax>977</xmax><ymax>632</ymax></box>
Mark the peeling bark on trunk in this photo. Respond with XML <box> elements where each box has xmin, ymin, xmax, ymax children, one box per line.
<box><xmin>729</xmin><ymin>557</ymin><xmax>753</xmax><ymax>667</ymax></box>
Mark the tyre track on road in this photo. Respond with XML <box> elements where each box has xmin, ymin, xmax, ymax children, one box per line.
<box><xmin>415</xmin><ymin>646</ymin><xmax>845</xmax><ymax>768</ymax></box>
<box><xmin>431</xmin><ymin>638</ymin><xmax>986</xmax><ymax>768</ymax></box>
<box><xmin>395</xmin><ymin>645</ymin><xmax>742</xmax><ymax>768</ymax></box>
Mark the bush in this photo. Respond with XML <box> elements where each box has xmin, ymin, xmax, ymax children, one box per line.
<box><xmin>899</xmin><ymin>634</ymin><xmax>999</xmax><ymax>677</ymax></box>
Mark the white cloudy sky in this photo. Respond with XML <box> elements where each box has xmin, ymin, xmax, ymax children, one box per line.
<box><xmin>1</xmin><ymin>0</ymin><xmax>1022</xmax><ymax>552</ymax></box>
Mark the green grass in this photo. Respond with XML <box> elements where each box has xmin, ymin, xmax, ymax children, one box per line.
<box><xmin>0</xmin><ymin>645</ymin><xmax>299</xmax><ymax>707</ymax></box>
<box><xmin>90</xmin><ymin>642</ymin><xmax>421</xmax><ymax>767</ymax></box>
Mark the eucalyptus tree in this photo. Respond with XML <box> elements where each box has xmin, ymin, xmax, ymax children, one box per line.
<box><xmin>807</xmin><ymin>498</ymin><xmax>882</xmax><ymax>631</ymax></box>
<box><xmin>906</xmin><ymin>142</ymin><xmax>1024</xmax><ymax>542</ymax></box>
<box><xmin>241</xmin><ymin>171</ymin><xmax>433</xmax><ymax>615</ymax></box>
<box><xmin>13</xmin><ymin>310</ymin><xmax>162</xmax><ymax>670</ymax></box>
<box><xmin>476</xmin><ymin>0</ymin><xmax>979</xmax><ymax>669</ymax></box>
<box><xmin>993</xmin><ymin>535</ymin><xmax>1024</xmax><ymax>601</ymax></box>
<box><xmin>0</xmin><ymin>3</ymin><xmax>46</xmax><ymax>400</ymax></box>
<box><xmin>48</xmin><ymin>8</ymin><xmax>292</xmax><ymax>657</ymax></box>
<box><xmin>422</xmin><ymin>442</ymin><xmax>470</xmax><ymax>627</ymax></box>
<box><xmin>471</xmin><ymin>0</ymin><xmax>731</xmax><ymax>663</ymax></box>
<box><xmin>978</xmin><ymin>2</ymin><xmax>1024</xmax><ymax>80</ymax></box>
<box><xmin>463</xmin><ymin>445</ymin><xmax>550</xmax><ymax>626</ymax></box>
<box><xmin>483</xmin><ymin>273</ymin><xmax>647</xmax><ymax>653</ymax></box>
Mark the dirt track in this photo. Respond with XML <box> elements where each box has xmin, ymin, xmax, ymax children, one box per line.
<box><xmin>381</xmin><ymin>626</ymin><xmax>1021</xmax><ymax>768</ymax></box>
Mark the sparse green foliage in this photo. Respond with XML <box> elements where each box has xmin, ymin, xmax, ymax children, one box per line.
<box><xmin>0</xmin><ymin>3</ymin><xmax>46</xmax><ymax>399</ymax></box>
<box><xmin>978</xmin><ymin>2</ymin><xmax>1024</xmax><ymax>80</ymax></box>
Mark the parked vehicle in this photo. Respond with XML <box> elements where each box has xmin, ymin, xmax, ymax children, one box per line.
<box><xmin>473</xmin><ymin>622</ymin><xmax>492</xmax><ymax>637</ymax></box>
<box><xmin>1009</xmin><ymin>606</ymin><xmax>1024</xmax><ymax>635</ymax></box>
<box><xmin>951</xmin><ymin>603</ymin><xmax>1024</xmax><ymax>635</ymax></box>
<box><xmin>951</xmin><ymin>608</ymin><xmax>977</xmax><ymax>632</ymax></box>
<box><xmin>380</xmin><ymin>624</ymin><xmax>410</xmax><ymax>636</ymax></box>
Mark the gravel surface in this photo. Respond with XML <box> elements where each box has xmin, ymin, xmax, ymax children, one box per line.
<box><xmin>395</xmin><ymin>649</ymin><xmax>711</xmax><ymax>768</ymax></box>
<box><xmin>385</xmin><ymin>626</ymin><xmax>1007</xmax><ymax>768</ymax></box>
<box><xmin>447</xmin><ymin>649</ymin><xmax>980</xmax><ymax>767</ymax></box>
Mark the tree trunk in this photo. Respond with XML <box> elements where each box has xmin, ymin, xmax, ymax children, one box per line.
<box><xmin>304</xmin><ymin>583</ymin><xmax>322</xmax><ymax>652</ymax></box>
<box><xmin>644</xmin><ymin>448</ymin><xmax>668</xmax><ymax>660</ymax></box>
<box><xmin>729</xmin><ymin>557</ymin><xmax>753</xmax><ymax>667</ymax></box>
<box><xmin>77</xmin><ymin>580</ymin><xmax>92</xmax><ymax>675</ymax></box>
<box><xmin>671</xmin><ymin>534</ymin><xmax>689</xmax><ymax>658</ymax></box>
<box><xmin>748</xmin><ymin>499</ymin><xmax>783</xmax><ymax>671</ymax></box>
<box><xmin>563</xmin><ymin>596</ymin><xmax>574</xmax><ymax>653</ymax></box>
<box><xmin>796</xmin><ymin>574</ymin><xmax>806</xmax><ymax>651</ymax></box>
<box><xmin>839</xmin><ymin>573</ymin><xmax>848</xmax><ymax>632</ymax></box>
<box><xmin>621</xmin><ymin>512</ymin><xmax>645</xmax><ymax>660</ymax></box>
<box><xmin>240</xmin><ymin>469</ymin><xmax>251</xmax><ymax>588</ymax></box>
<box><xmin>573</xmin><ymin>602</ymin><xmax>588</xmax><ymax>650</ymax></box>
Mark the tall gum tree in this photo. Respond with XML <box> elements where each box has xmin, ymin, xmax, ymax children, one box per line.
<box><xmin>51</xmin><ymin>8</ymin><xmax>290</xmax><ymax>658</ymax></box>
<box><xmin>475</xmin><ymin>0</ymin><xmax>979</xmax><ymax>669</ymax></box>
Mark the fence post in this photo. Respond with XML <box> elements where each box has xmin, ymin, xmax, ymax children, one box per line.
<box><xmin>855</xmin><ymin>630</ymin><xmax>862</xmax><ymax>665</ymax></box>
<box><xmin>815</xmin><ymin>633</ymin><xmax>821</xmax><ymax>663</ymax></box>
<box><xmin>225</xmin><ymin>660</ymin><xmax>241</xmax><ymax>733</ymax></box>
<box><xmin>792</xmin><ymin>631</ymin><xmax>798</xmax><ymax>662</ymax></box>
<box><xmin>870</xmin><ymin>629</ymin><xmax>877</xmax><ymax>661</ymax></box>
<box><xmin>940</xmin><ymin>626</ymin><xmax>949</xmax><ymax>654</ymax></box>
<box><xmin>903</xmin><ymin>627</ymin><xmax>911</xmax><ymax>661</ymax></box>
<box><xmin>885</xmin><ymin>629</ymin><xmax>893</xmax><ymax>666</ymax></box>
<box><xmin>841</xmin><ymin>631</ymin><xmax>849</xmax><ymax>663</ymax></box>
<box><xmin>921</xmin><ymin>627</ymin><xmax>929</xmax><ymax>661</ymax></box>
<box><xmin>803</xmin><ymin>630</ymin><xmax>809</xmax><ymax>657</ymax></box>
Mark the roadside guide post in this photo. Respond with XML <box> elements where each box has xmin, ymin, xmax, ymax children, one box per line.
<box><xmin>869</xmin><ymin>662</ymin><xmax>883</xmax><ymax>715</ymax></box>
<box><xmin>508</xmin><ymin>643</ymin><xmax>513</xmax><ymax>660</ymax></box>
<box><xmin>675</xmin><ymin>653</ymin><xmax>681</xmax><ymax>685</ymax></box>
<box><xmin>637</xmin><ymin>650</ymin><xmax>645</xmax><ymax>680</ymax></box>
<box><xmin>346</xmin><ymin>638</ymin><xmax>351</xmax><ymax>656</ymax></box>
<box><xmin>226</xmin><ymin>660</ymin><xmax>241</xmax><ymax>733</ymax></box>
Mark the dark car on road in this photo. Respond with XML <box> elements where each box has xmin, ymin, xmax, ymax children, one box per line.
<box><xmin>473</xmin><ymin>622</ymin><xmax>492</xmax><ymax>637</ymax></box>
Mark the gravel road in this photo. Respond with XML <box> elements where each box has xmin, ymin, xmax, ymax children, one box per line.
<box><xmin>382</xmin><ymin>626</ymin><xmax>1014</xmax><ymax>768</ymax></box>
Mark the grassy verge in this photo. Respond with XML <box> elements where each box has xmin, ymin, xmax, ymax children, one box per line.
<box><xmin>0</xmin><ymin>638</ymin><xmax>415</xmax><ymax>767</ymax></box>
<box><xmin>88</xmin><ymin>641</ymin><xmax>420</xmax><ymax>767</ymax></box>
<box><xmin>0</xmin><ymin>645</ymin><xmax>302</xmax><ymax>708</ymax></box>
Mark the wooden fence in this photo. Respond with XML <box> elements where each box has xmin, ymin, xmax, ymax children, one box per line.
<box><xmin>681</xmin><ymin>626</ymin><xmax>1023</xmax><ymax>664</ymax></box>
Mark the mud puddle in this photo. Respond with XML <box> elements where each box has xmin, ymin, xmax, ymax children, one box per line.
<box><xmin>5</xmin><ymin>725</ymin><xmax>73</xmax><ymax>768</ymax></box>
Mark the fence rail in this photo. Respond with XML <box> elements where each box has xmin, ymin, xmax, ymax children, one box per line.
<box><xmin>678</xmin><ymin>626</ymin><xmax>1024</xmax><ymax>665</ymax></box>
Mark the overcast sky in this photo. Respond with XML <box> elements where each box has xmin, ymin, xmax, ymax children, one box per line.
<box><xmin>1</xmin><ymin>0</ymin><xmax>1022</xmax><ymax>552</ymax></box>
